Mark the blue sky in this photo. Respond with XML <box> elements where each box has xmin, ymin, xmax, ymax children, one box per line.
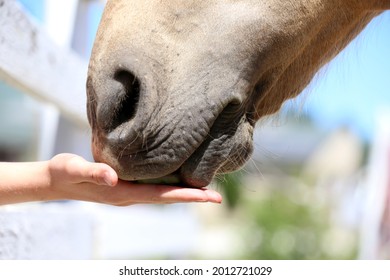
<box><xmin>299</xmin><ymin>11</ymin><xmax>390</xmax><ymax>141</ymax></box>
<box><xmin>18</xmin><ymin>1</ymin><xmax>390</xmax><ymax>141</ymax></box>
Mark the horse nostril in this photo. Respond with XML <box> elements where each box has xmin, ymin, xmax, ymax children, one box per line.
<box><xmin>111</xmin><ymin>69</ymin><xmax>141</xmax><ymax>129</ymax></box>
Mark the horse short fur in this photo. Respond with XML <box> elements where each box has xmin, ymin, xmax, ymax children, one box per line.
<box><xmin>87</xmin><ymin>0</ymin><xmax>390</xmax><ymax>187</ymax></box>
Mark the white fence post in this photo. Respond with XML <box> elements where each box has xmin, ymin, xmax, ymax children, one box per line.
<box><xmin>359</xmin><ymin>110</ymin><xmax>390</xmax><ymax>259</ymax></box>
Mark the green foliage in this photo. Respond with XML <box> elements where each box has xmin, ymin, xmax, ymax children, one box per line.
<box><xmin>242</xmin><ymin>189</ymin><xmax>328</xmax><ymax>259</ymax></box>
<box><xmin>216</xmin><ymin>172</ymin><xmax>358</xmax><ymax>260</ymax></box>
<box><xmin>215</xmin><ymin>171</ymin><xmax>243</xmax><ymax>209</ymax></box>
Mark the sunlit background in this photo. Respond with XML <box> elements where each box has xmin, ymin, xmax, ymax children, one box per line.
<box><xmin>0</xmin><ymin>0</ymin><xmax>389</xmax><ymax>260</ymax></box>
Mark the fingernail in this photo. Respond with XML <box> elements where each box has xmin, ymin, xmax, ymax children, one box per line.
<box><xmin>211</xmin><ymin>193</ymin><xmax>223</xmax><ymax>204</ymax></box>
<box><xmin>103</xmin><ymin>172</ymin><xmax>114</xmax><ymax>186</ymax></box>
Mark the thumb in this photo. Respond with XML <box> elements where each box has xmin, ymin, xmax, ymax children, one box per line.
<box><xmin>64</xmin><ymin>155</ymin><xmax>118</xmax><ymax>186</ymax></box>
<box><xmin>82</xmin><ymin>162</ymin><xmax>118</xmax><ymax>186</ymax></box>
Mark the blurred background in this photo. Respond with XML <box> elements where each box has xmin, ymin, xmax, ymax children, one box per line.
<box><xmin>0</xmin><ymin>0</ymin><xmax>389</xmax><ymax>260</ymax></box>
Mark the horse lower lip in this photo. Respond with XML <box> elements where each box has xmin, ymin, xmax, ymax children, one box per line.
<box><xmin>135</xmin><ymin>173</ymin><xmax>182</xmax><ymax>185</ymax></box>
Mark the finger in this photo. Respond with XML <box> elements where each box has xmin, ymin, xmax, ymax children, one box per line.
<box><xmin>155</xmin><ymin>188</ymin><xmax>223</xmax><ymax>204</ymax></box>
<box><xmin>115</xmin><ymin>181</ymin><xmax>223</xmax><ymax>204</ymax></box>
<box><xmin>68</xmin><ymin>156</ymin><xmax>118</xmax><ymax>186</ymax></box>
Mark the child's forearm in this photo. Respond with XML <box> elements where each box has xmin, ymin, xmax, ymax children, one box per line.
<box><xmin>0</xmin><ymin>161</ymin><xmax>54</xmax><ymax>205</ymax></box>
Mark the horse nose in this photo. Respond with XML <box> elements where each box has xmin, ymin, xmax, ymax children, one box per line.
<box><xmin>96</xmin><ymin>69</ymin><xmax>142</xmax><ymax>133</ymax></box>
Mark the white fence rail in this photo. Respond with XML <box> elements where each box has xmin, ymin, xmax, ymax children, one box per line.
<box><xmin>0</xmin><ymin>0</ymin><xmax>88</xmax><ymax>127</ymax></box>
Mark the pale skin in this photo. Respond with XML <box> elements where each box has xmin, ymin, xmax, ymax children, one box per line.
<box><xmin>0</xmin><ymin>153</ymin><xmax>222</xmax><ymax>206</ymax></box>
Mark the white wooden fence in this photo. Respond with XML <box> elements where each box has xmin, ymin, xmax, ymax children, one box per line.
<box><xmin>0</xmin><ymin>0</ymin><xmax>199</xmax><ymax>260</ymax></box>
<box><xmin>0</xmin><ymin>0</ymin><xmax>88</xmax><ymax>126</ymax></box>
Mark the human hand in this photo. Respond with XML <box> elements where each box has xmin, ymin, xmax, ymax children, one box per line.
<box><xmin>47</xmin><ymin>154</ymin><xmax>222</xmax><ymax>206</ymax></box>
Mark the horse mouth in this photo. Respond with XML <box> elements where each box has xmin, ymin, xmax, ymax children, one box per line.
<box><xmin>134</xmin><ymin>172</ymin><xmax>184</xmax><ymax>186</ymax></box>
